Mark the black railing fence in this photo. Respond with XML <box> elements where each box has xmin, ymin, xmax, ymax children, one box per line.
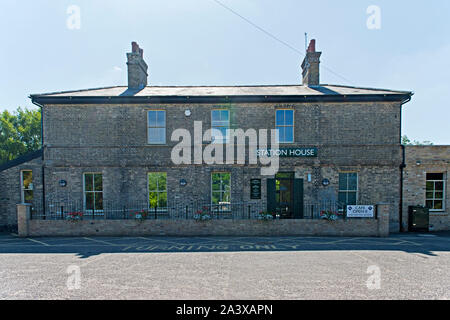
<box><xmin>29</xmin><ymin>199</ymin><xmax>349</xmax><ymax>221</ymax></box>
<box><xmin>303</xmin><ymin>201</ymin><xmax>346</xmax><ymax>219</ymax></box>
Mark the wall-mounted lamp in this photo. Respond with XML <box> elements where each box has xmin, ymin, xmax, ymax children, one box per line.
<box><xmin>307</xmin><ymin>173</ymin><xmax>312</xmax><ymax>182</ymax></box>
<box><xmin>416</xmin><ymin>160</ymin><xmax>422</xmax><ymax>166</ymax></box>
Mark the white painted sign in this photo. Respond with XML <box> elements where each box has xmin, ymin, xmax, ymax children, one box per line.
<box><xmin>347</xmin><ymin>205</ymin><xmax>375</xmax><ymax>218</ymax></box>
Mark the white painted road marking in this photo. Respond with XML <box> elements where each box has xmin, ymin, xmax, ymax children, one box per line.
<box><xmin>27</xmin><ymin>238</ymin><xmax>50</xmax><ymax>246</ymax></box>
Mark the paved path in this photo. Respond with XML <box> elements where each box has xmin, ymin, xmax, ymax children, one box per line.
<box><xmin>0</xmin><ymin>233</ymin><xmax>449</xmax><ymax>299</ymax></box>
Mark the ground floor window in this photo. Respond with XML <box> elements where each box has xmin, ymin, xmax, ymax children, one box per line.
<box><xmin>20</xmin><ymin>170</ymin><xmax>33</xmax><ymax>203</ymax></box>
<box><xmin>148</xmin><ymin>172</ymin><xmax>167</xmax><ymax>210</ymax></box>
<box><xmin>338</xmin><ymin>172</ymin><xmax>358</xmax><ymax>209</ymax></box>
<box><xmin>211</xmin><ymin>173</ymin><xmax>231</xmax><ymax>210</ymax></box>
<box><xmin>426</xmin><ymin>173</ymin><xmax>445</xmax><ymax>211</ymax></box>
<box><xmin>83</xmin><ymin>173</ymin><xmax>103</xmax><ymax>212</ymax></box>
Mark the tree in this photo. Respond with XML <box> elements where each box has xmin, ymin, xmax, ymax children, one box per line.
<box><xmin>0</xmin><ymin>107</ymin><xmax>41</xmax><ymax>164</ymax></box>
<box><xmin>401</xmin><ymin>135</ymin><xmax>434</xmax><ymax>146</ymax></box>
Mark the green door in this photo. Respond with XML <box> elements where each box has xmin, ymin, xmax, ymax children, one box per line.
<box><xmin>293</xmin><ymin>179</ymin><xmax>304</xmax><ymax>219</ymax></box>
<box><xmin>267</xmin><ymin>175</ymin><xmax>304</xmax><ymax>219</ymax></box>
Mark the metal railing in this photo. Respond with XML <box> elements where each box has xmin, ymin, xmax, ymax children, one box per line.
<box><xmin>303</xmin><ymin>201</ymin><xmax>347</xmax><ymax>219</ymax></box>
<box><xmin>29</xmin><ymin>199</ymin><xmax>349</xmax><ymax>221</ymax></box>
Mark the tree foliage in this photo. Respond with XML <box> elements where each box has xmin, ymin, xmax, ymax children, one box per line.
<box><xmin>401</xmin><ymin>135</ymin><xmax>434</xmax><ymax>146</ymax></box>
<box><xmin>0</xmin><ymin>107</ymin><xmax>41</xmax><ymax>164</ymax></box>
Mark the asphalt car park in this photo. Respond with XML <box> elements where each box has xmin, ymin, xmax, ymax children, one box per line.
<box><xmin>0</xmin><ymin>233</ymin><xmax>449</xmax><ymax>299</ymax></box>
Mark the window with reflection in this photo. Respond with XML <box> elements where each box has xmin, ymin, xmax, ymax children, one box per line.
<box><xmin>148</xmin><ymin>172</ymin><xmax>167</xmax><ymax>210</ymax></box>
<box><xmin>426</xmin><ymin>173</ymin><xmax>445</xmax><ymax>211</ymax></box>
<box><xmin>84</xmin><ymin>173</ymin><xmax>103</xmax><ymax>212</ymax></box>
<box><xmin>338</xmin><ymin>172</ymin><xmax>358</xmax><ymax>209</ymax></box>
<box><xmin>148</xmin><ymin>110</ymin><xmax>166</xmax><ymax>144</ymax></box>
<box><xmin>211</xmin><ymin>110</ymin><xmax>230</xmax><ymax>144</ymax></box>
<box><xmin>276</xmin><ymin>109</ymin><xmax>294</xmax><ymax>143</ymax></box>
<box><xmin>211</xmin><ymin>173</ymin><xmax>231</xmax><ymax>207</ymax></box>
<box><xmin>21</xmin><ymin>170</ymin><xmax>33</xmax><ymax>203</ymax></box>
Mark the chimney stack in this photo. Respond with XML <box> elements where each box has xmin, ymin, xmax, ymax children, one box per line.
<box><xmin>127</xmin><ymin>42</ymin><xmax>148</xmax><ymax>89</ymax></box>
<box><xmin>301</xmin><ymin>39</ymin><xmax>322</xmax><ymax>86</ymax></box>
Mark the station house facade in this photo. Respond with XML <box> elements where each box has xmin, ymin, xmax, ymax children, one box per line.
<box><xmin>1</xmin><ymin>41</ymin><xmax>448</xmax><ymax>233</ymax></box>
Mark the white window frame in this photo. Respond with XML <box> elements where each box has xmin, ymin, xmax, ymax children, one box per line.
<box><xmin>147</xmin><ymin>172</ymin><xmax>168</xmax><ymax>212</ymax></box>
<box><xmin>20</xmin><ymin>170</ymin><xmax>33</xmax><ymax>204</ymax></box>
<box><xmin>338</xmin><ymin>172</ymin><xmax>359</xmax><ymax>208</ymax></box>
<box><xmin>426</xmin><ymin>173</ymin><xmax>446</xmax><ymax>212</ymax></box>
<box><xmin>211</xmin><ymin>172</ymin><xmax>231</xmax><ymax>212</ymax></box>
<box><xmin>83</xmin><ymin>172</ymin><xmax>104</xmax><ymax>214</ymax></box>
<box><xmin>147</xmin><ymin>110</ymin><xmax>166</xmax><ymax>145</ymax></box>
<box><xmin>211</xmin><ymin>109</ymin><xmax>230</xmax><ymax>144</ymax></box>
<box><xmin>275</xmin><ymin>109</ymin><xmax>295</xmax><ymax>144</ymax></box>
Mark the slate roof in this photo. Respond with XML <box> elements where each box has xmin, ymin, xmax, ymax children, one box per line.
<box><xmin>30</xmin><ymin>84</ymin><xmax>412</xmax><ymax>104</ymax></box>
<box><xmin>0</xmin><ymin>149</ymin><xmax>43</xmax><ymax>172</ymax></box>
<box><xmin>31</xmin><ymin>84</ymin><xmax>411</xmax><ymax>97</ymax></box>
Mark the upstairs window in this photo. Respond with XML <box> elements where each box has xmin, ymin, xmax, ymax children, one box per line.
<box><xmin>276</xmin><ymin>109</ymin><xmax>294</xmax><ymax>143</ymax></box>
<box><xmin>211</xmin><ymin>110</ymin><xmax>230</xmax><ymax>144</ymax></box>
<box><xmin>338</xmin><ymin>172</ymin><xmax>358</xmax><ymax>209</ymax></box>
<box><xmin>426</xmin><ymin>173</ymin><xmax>445</xmax><ymax>211</ymax></box>
<box><xmin>148</xmin><ymin>110</ymin><xmax>166</xmax><ymax>144</ymax></box>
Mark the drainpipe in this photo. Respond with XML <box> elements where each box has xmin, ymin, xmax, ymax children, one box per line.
<box><xmin>399</xmin><ymin>94</ymin><xmax>412</xmax><ymax>233</ymax></box>
<box><xmin>400</xmin><ymin>144</ymin><xmax>406</xmax><ymax>232</ymax></box>
<box><xmin>31</xmin><ymin>98</ymin><xmax>45</xmax><ymax>218</ymax></box>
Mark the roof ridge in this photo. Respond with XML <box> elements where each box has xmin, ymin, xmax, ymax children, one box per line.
<box><xmin>323</xmin><ymin>84</ymin><xmax>412</xmax><ymax>94</ymax></box>
<box><xmin>30</xmin><ymin>86</ymin><xmax>124</xmax><ymax>97</ymax></box>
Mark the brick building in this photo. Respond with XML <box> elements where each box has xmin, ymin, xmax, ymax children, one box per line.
<box><xmin>1</xmin><ymin>41</ymin><xmax>448</xmax><ymax>234</ymax></box>
<box><xmin>402</xmin><ymin>146</ymin><xmax>450</xmax><ymax>231</ymax></box>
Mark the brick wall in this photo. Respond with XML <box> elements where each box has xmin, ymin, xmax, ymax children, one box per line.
<box><xmin>43</xmin><ymin>102</ymin><xmax>402</xmax><ymax>149</ymax></box>
<box><xmin>41</xmin><ymin>165</ymin><xmax>400</xmax><ymax>227</ymax></box>
<box><xmin>25</xmin><ymin>219</ymin><xmax>383</xmax><ymax>237</ymax></box>
<box><xmin>0</xmin><ymin>157</ymin><xmax>43</xmax><ymax>230</ymax></box>
<box><xmin>1</xmin><ymin>101</ymin><xmax>404</xmax><ymax>232</ymax></box>
<box><xmin>40</xmin><ymin>101</ymin><xmax>402</xmax><ymax>228</ymax></box>
<box><xmin>18</xmin><ymin>203</ymin><xmax>390</xmax><ymax>237</ymax></box>
<box><xmin>403</xmin><ymin>146</ymin><xmax>450</xmax><ymax>231</ymax></box>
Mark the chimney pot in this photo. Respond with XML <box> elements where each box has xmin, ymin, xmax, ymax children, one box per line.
<box><xmin>132</xmin><ymin>41</ymin><xmax>139</xmax><ymax>53</ymax></box>
<box><xmin>307</xmin><ymin>39</ymin><xmax>316</xmax><ymax>53</ymax></box>
<box><xmin>127</xmin><ymin>42</ymin><xmax>148</xmax><ymax>89</ymax></box>
<box><xmin>301</xmin><ymin>39</ymin><xmax>321</xmax><ymax>86</ymax></box>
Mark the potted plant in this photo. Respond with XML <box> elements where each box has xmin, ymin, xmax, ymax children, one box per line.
<box><xmin>193</xmin><ymin>209</ymin><xmax>212</xmax><ymax>222</ymax></box>
<box><xmin>258</xmin><ymin>211</ymin><xmax>274</xmax><ymax>221</ymax></box>
<box><xmin>66</xmin><ymin>212</ymin><xmax>83</xmax><ymax>222</ymax></box>
<box><xmin>320</xmin><ymin>210</ymin><xmax>342</xmax><ymax>221</ymax></box>
<box><xmin>134</xmin><ymin>210</ymin><xmax>149</xmax><ymax>223</ymax></box>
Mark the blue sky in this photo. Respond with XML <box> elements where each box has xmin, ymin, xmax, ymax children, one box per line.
<box><xmin>1</xmin><ymin>0</ymin><xmax>449</xmax><ymax>144</ymax></box>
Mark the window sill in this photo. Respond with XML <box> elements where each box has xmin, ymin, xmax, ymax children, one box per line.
<box><xmin>429</xmin><ymin>211</ymin><xmax>448</xmax><ymax>216</ymax></box>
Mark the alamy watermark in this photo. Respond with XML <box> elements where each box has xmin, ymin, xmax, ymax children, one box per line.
<box><xmin>66</xmin><ymin>265</ymin><xmax>81</xmax><ymax>290</ymax></box>
<box><xmin>67</xmin><ymin>5</ymin><xmax>81</xmax><ymax>30</ymax></box>
<box><xmin>366</xmin><ymin>265</ymin><xmax>381</xmax><ymax>290</ymax></box>
<box><xmin>366</xmin><ymin>5</ymin><xmax>381</xmax><ymax>30</ymax></box>
<box><xmin>171</xmin><ymin>121</ymin><xmax>280</xmax><ymax>176</ymax></box>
